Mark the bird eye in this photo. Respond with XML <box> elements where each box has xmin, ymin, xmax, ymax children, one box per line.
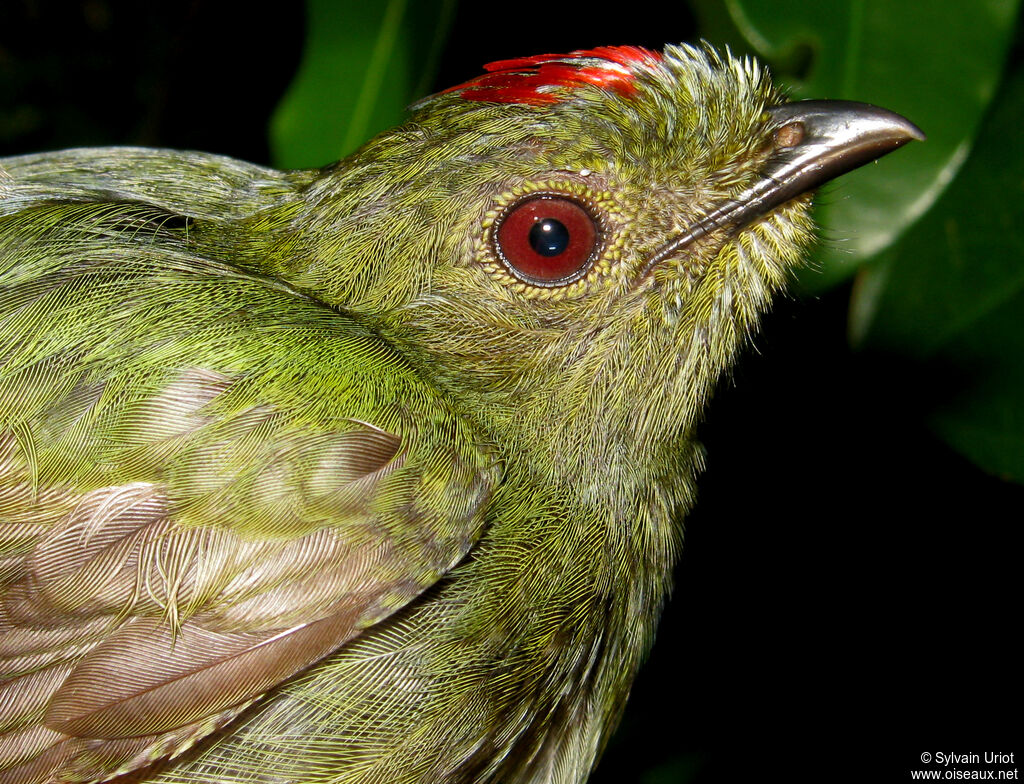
<box><xmin>494</xmin><ymin>195</ymin><xmax>599</xmax><ymax>286</ymax></box>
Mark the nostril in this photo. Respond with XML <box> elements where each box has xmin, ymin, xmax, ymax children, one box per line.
<box><xmin>774</xmin><ymin>121</ymin><xmax>806</xmax><ymax>149</ymax></box>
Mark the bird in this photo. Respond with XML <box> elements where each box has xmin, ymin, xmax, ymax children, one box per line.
<box><xmin>0</xmin><ymin>44</ymin><xmax>921</xmax><ymax>783</ymax></box>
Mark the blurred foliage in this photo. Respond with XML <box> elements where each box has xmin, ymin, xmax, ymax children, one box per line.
<box><xmin>269</xmin><ymin>0</ymin><xmax>456</xmax><ymax>167</ymax></box>
<box><xmin>857</xmin><ymin>67</ymin><xmax>1024</xmax><ymax>482</ymax></box>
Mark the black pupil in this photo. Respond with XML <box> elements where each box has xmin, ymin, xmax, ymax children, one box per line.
<box><xmin>528</xmin><ymin>218</ymin><xmax>569</xmax><ymax>257</ymax></box>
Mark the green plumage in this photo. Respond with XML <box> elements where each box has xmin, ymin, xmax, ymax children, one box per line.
<box><xmin>0</xmin><ymin>45</ymin><xmax>916</xmax><ymax>783</ymax></box>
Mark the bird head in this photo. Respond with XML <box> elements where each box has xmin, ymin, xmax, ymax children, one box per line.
<box><xmin>273</xmin><ymin>44</ymin><xmax>921</xmax><ymax>490</ymax></box>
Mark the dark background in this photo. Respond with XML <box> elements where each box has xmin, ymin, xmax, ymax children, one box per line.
<box><xmin>1</xmin><ymin>2</ymin><xmax>1018</xmax><ymax>781</ymax></box>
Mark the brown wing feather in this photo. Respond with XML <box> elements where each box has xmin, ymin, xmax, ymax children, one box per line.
<box><xmin>45</xmin><ymin>610</ymin><xmax>363</xmax><ymax>738</ymax></box>
<box><xmin>1</xmin><ymin>415</ymin><xmax>493</xmax><ymax>778</ymax></box>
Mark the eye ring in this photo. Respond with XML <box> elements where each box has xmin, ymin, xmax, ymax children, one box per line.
<box><xmin>492</xmin><ymin>194</ymin><xmax>603</xmax><ymax>287</ymax></box>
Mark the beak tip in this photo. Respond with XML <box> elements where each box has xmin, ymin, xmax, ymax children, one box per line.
<box><xmin>853</xmin><ymin>103</ymin><xmax>926</xmax><ymax>155</ymax></box>
<box><xmin>907</xmin><ymin>123</ymin><xmax>927</xmax><ymax>143</ymax></box>
<box><xmin>889</xmin><ymin>112</ymin><xmax>926</xmax><ymax>143</ymax></box>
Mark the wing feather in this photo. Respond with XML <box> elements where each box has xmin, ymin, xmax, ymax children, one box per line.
<box><xmin>0</xmin><ymin>190</ymin><xmax>499</xmax><ymax>779</ymax></box>
<box><xmin>44</xmin><ymin>612</ymin><xmax>364</xmax><ymax>738</ymax></box>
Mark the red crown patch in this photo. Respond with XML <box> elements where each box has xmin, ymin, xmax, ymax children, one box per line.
<box><xmin>446</xmin><ymin>46</ymin><xmax>662</xmax><ymax>106</ymax></box>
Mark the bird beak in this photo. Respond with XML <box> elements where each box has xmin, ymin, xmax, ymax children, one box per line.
<box><xmin>752</xmin><ymin>99</ymin><xmax>926</xmax><ymax>219</ymax></box>
<box><xmin>640</xmin><ymin>101</ymin><xmax>924</xmax><ymax>276</ymax></box>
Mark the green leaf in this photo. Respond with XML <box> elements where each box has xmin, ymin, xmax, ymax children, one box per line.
<box><xmin>854</xmin><ymin>62</ymin><xmax>1024</xmax><ymax>483</ymax></box>
<box><xmin>718</xmin><ymin>0</ymin><xmax>1019</xmax><ymax>289</ymax></box>
<box><xmin>270</xmin><ymin>0</ymin><xmax>456</xmax><ymax>169</ymax></box>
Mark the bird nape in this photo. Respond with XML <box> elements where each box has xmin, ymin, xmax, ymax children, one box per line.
<box><xmin>0</xmin><ymin>44</ymin><xmax>920</xmax><ymax>784</ymax></box>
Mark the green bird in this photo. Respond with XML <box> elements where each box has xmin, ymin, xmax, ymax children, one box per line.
<box><xmin>0</xmin><ymin>44</ymin><xmax>920</xmax><ymax>783</ymax></box>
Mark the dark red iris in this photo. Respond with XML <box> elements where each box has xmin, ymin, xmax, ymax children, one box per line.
<box><xmin>494</xmin><ymin>196</ymin><xmax>599</xmax><ymax>285</ymax></box>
